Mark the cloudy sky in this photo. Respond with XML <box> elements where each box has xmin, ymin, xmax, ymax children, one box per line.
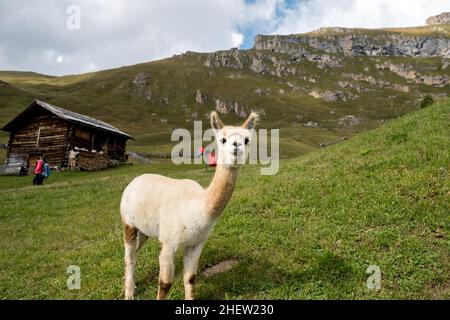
<box><xmin>0</xmin><ymin>0</ymin><xmax>448</xmax><ymax>76</ymax></box>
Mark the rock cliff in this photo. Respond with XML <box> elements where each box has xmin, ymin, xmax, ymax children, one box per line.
<box><xmin>253</xmin><ymin>29</ymin><xmax>450</xmax><ymax>58</ymax></box>
<box><xmin>426</xmin><ymin>12</ymin><xmax>450</xmax><ymax>26</ymax></box>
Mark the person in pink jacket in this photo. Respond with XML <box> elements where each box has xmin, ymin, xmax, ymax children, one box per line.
<box><xmin>32</xmin><ymin>157</ymin><xmax>45</xmax><ymax>185</ymax></box>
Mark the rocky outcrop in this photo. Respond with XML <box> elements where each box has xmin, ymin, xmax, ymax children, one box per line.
<box><xmin>376</xmin><ymin>62</ymin><xmax>417</xmax><ymax>79</ymax></box>
<box><xmin>215</xmin><ymin>99</ymin><xmax>229</xmax><ymax>113</ymax></box>
<box><xmin>337</xmin><ymin>81</ymin><xmax>360</xmax><ymax>90</ymax></box>
<box><xmin>133</xmin><ymin>72</ymin><xmax>148</xmax><ymax>87</ymax></box>
<box><xmin>234</xmin><ymin>103</ymin><xmax>247</xmax><ymax>117</ymax></box>
<box><xmin>253</xmin><ymin>32</ymin><xmax>450</xmax><ymax>58</ymax></box>
<box><xmin>342</xmin><ymin>73</ymin><xmax>410</xmax><ymax>92</ymax></box>
<box><xmin>376</xmin><ymin>62</ymin><xmax>450</xmax><ymax>87</ymax></box>
<box><xmin>204</xmin><ymin>46</ymin><xmax>341</xmax><ymax>75</ymax></box>
<box><xmin>429</xmin><ymin>93</ymin><xmax>448</xmax><ymax>100</ymax></box>
<box><xmin>226</xmin><ymin>73</ymin><xmax>242</xmax><ymax>79</ymax></box>
<box><xmin>215</xmin><ymin>99</ymin><xmax>247</xmax><ymax>117</ymax></box>
<box><xmin>249</xmin><ymin>54</ymin><xmax>298</xmax><ymax>76</ymax></box>
<box><xmin>130</xmin><ymin>72</ymin><xmax>153</xmax><ymax>101</ymax></box>
<box><xmin>286</xmin><ymin>81</ymin><xmax>301</xmax><ymax>91</ymax></box>
<box><xmin>302</xmin><ymin>76</ymin><xmax>316</xmax><ymax>83</ymax></box>
<box><xmin>254</xmin><ymin>88</ymin><xmax>271</xmax><ymax>95</ymax></box>
<box><xmin>338</xmin><ymin>115</ymin><xmax>361</xmax><ymax>126</ymax></box>
<box><xmin>304</xmin><ymin>121</ymin><xmax>318</xmax><ymax>128</ymax></box>
<box><xmin>426</xmin><ymin>12</ymin><xmax>450</xmax><ymax>26</ymax></box>
<box><xmin>309</xmin><ymin>54</ymin><xmax>342</xmax><ymax>69</ymax></box>
<box><xmin>271</xmin><ymin>56</ymin><xmax>298</xmax><ymax>76</ymax></box>
<box><xmin>418</xmin><ymin>75</ymin><xmax>450</xmax><ymax>87</ymax></box>
<box><xmin>195</xmin><ymin>89</ymin><xmax>206</xmax><ymax>104</ymax></box>
<box><xmin>309</xmin><ymin>89</ymin><xmax>358</xmax><ymax>102</ymax></box>
<box><xmin>161</xmin><ymin>97</ymin><xmax>169</xmax><ymax>104</ymax></box>
<box><xmin>204</xmin><ymin>48</ymin><xmax>245</xmax><ymax>69</ymax></box>
<box><xmin>250</xmin><ymin>55</ymin><xmax>267</xmax><ymax>73</ymax></box>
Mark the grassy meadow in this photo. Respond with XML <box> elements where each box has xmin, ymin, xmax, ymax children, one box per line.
<box><xmin>0</xmin><ymin>100</ymin><xmax>448</xmax><ymax>300</ymax></box>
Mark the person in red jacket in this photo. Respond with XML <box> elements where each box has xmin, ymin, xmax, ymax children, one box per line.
<box><xmin>32</xmin><ymin>156</ymin><xmax>45</xmax><ymax>185</ymax></box>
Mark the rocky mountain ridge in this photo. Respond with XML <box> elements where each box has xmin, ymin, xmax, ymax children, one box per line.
<box><xmin>426</xmin><ymin>12</ymin><xmax>450</xmax><ymax>26</ymax></box>
<box><xmin>199</xmin><ymin>18</ymin><xmax>449</xmax><ymax>118</ymax></box>
<box><xmin>253</xmin><ymin>28</ymin><xmax>450</xmax><ymax>58</ymax></box>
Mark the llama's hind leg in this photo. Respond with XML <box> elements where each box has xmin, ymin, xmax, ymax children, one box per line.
<box><xmin>123</xmin><ymin>224</ymin><xmax>138</xmax><ymax>300</ymax></box>
<box><xmin>183</xmin><ymin>242</ymin><xmax>205</xmax><ymax>300</ymax></box>
<box><xmin>157</xmin><ymin>244</ymin><xmax>176</xmax><ymax>300</ymax></box>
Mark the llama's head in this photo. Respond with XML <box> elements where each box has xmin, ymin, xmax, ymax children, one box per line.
<box><xmin>210</xmin><ymin>111</ymin><xmax>259</xmax><ymax>167</ymax></box>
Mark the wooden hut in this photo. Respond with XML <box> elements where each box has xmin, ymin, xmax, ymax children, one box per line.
<box><xmin>1</xmin><ymin>99</ymin><xmax>132</xmax><ymax>174</ymax></box>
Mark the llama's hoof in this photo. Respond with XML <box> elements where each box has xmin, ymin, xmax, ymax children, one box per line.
<box><xmin>124</xmin><ymin>288</ymin><xmax>135</xmax><ymax>300</ymax></box>
<box><xmin>124</xmin><ymin>291</ymin><xmax>134</xmax><ymax>300</ymax></box>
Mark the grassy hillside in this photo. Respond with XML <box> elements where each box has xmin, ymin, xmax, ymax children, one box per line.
<box><xmin>1</xmin><ymin>25</ymin><xmax>449</xmax><ymax>159</ymax></box>
<box><xmin>0</xmin><ymin>99</ymin><xmax>448</xmax><ymax>299</ymax></box>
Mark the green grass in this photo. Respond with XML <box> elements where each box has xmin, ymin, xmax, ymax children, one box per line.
<box><xmin>0</xmin><ymin>100</ymin><xmax>448</xmax><ymax>299</ymax></box>
<box><xmin>302</xmin><ymin>25</ymin><xmax>450</xmax><ymax>37</ymax></box>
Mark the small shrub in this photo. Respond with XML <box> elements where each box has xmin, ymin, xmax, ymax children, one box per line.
<box><xmin>420</xmin><ymin>95</ymin><xmax>434</xmax><ymax>109</ymax></box>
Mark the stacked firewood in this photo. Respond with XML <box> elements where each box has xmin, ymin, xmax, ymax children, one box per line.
<box><xmin>77</xmin><ymin>150</ymin><xmax>109</xmax><ymax>171</ymax></box>
<box><xmin>68</xmin><ymin>149</ymin><xmax>109</xmax><ymax>171</ymax></box>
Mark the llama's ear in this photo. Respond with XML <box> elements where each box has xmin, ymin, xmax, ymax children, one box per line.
<box><xmin>242</xmin><ymin>112</ymin><xmax>259</xmax><ymax>129</ymax></box>
<box><xmin>210</xmin><ymin>111</ymin><xmax>224</xmax><ymax>130</ymax></box>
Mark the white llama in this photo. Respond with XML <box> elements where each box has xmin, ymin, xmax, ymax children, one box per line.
<box><xmin>120</xmin><ymin>111</ymin><xmax>259</xmax><ymax>300</ymax></box>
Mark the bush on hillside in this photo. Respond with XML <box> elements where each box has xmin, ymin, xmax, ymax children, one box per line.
<box><xmin>420</xmin><ymin>94</ymin><xmax>434</xmax><ymax>108</ymax></box>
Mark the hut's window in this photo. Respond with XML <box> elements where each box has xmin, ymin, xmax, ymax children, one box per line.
<box><xmin>75</xmin><ymin>128</ymin><xmax>90</xmax><ymax>140</ymax></box>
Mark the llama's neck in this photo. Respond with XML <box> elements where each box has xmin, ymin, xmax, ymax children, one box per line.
<box><xmin>204</xmin><ymin>165</ymin><xmax>239</xmax><ymax>217</ymax></box>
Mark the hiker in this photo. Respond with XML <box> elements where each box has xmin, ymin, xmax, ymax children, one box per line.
<box><xmin>43</xmin><ymin>159</ymin><xmax>51</xmax><ymax>181</ymax></box>
<box><xmin>32</xmin><ymin>156</ymin><xmax>45</xmax><ymax>186</ymax></box>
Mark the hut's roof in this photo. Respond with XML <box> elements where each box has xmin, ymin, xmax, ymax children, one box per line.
<box><xmin>2</xmin><ymin>99</ymin><xmax>132</xmax><ymax>139</ymax></box>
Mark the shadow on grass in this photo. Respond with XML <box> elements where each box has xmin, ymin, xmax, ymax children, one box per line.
<box><xmin>135</xmin><ymin>272</ymin><xmax>159</xmax><ymax>298</ymax></box>
<box><xmin>197</xmin><ymin>249</ymin><xmax>360</xmax><ymax>299</ymax></box>
<box><xmin>128</xmin><ymin>245</ymin><xmax>360</xmax><ymax>300</ymax></box>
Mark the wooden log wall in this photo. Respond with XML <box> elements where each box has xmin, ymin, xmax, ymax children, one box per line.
<box><xmin>6</xmin><ymin>113</ymin><xmax>69</xmax><ymax>170</ymax></box>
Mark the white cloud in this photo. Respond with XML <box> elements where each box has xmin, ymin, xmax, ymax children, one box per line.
<box><xmin>244</xmin><ymin>0</ymin><xmax>282</xmax><ymax>22</ymax></box>
<box><xmin>231</xmin><ymin>31</ymin><xmax>245</xmax><ymax>47</ymax></box>
<box><xmin>273</xmin><ymin>0</ymin><xmax>449</xmax><ymax>35</ymax></box>
<box><xmin>0</xmin><ymin>0</ymin><xmax>275</xmax><ymax>75</ymax></box>
<box><xmin>0</xmin><ymin>0</ymin><xmax>447</xmax><ymax>76</ymax></box>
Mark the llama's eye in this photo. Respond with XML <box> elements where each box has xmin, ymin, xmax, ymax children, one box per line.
<box><xmin>221</xmin><ymin>138</ymin><xmax>227</xmax><ymax>144</ymax></box>
<box><xmin>244</xmin><ymin>137</ymin><xmax>249</xmax><ymax>145</ymax></box>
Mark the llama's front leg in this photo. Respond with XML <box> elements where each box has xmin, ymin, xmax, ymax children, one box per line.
<box><xmin>157</xmin><ymin>244</ymin><xmax>176</xmax><ymax>300</ymax></box>
<box><xmin>123</xmin><ymin>224</ymin><xmax>138</xmax><ymax>300</ymax></box>
<box><xmin>183</xmin><ymin>243</ymin><xmax>205</xmax><ymax>300</ymax></box>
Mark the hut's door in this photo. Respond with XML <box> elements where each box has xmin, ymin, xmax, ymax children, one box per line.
<box><xmin>27</xmin><ymin>153</ymin><xmax>43</xmax><ymax>175</ymax></box>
